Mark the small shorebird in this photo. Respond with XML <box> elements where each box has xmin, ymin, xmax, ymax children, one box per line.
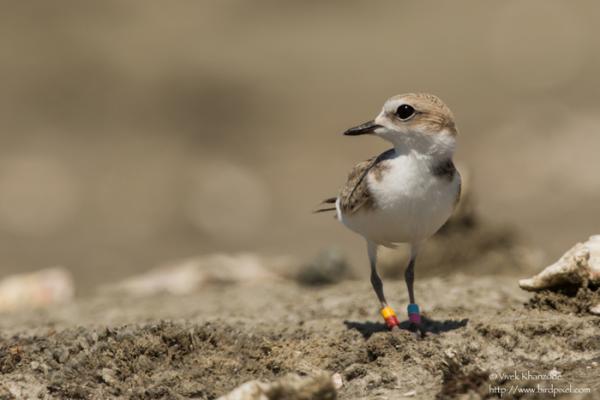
<box><xmin>316</xmin><ymin>93</ymin><xmax>461</xmax><ymax>331</ymax></box>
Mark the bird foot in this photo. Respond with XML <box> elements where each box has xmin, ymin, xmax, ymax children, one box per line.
<box><xmin>407</xmin><ymin>304</ymin><xmax>425</xmax><ymax>338</ymax></box>
<box><xmin>407</xmin><ymin>303</ymin><xmax>421</xmax><ymax>325</ymax></box>
<box><xmin>380</xmin><ymin>306</ymin><xmax>400</xmax><ymax>330</ymax></box>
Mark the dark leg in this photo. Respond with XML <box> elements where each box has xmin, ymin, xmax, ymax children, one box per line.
<box><xmin>367</xmin><ymin>241</ymin><xmax>387</xmax><ymax>307</ymax></box>
<box><xmin>367</xmin><ymin>241</ymin><xmax>399</xmax><ymax>330</ymax></box>
<box><xmin>405</xmin><ymin>245</ymin><xmax>421</xmax><ymax>327</ymax></box>
<box><xmin>404</xmin><ymin>256</ymin><xmax>416</xmax><ymax>304</ymax></box>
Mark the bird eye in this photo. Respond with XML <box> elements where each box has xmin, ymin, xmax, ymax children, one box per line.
<box><xmin>396</xmin><ymin>104</ymin><xmax>415</xmax><ymax>120</ymax></box>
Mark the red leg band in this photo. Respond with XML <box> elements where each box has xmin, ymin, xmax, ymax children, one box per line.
<box><xmin>380</xmin><ymin>306</ymin><xmax>400</xmax><ymax>329</ymax></box>
<box><xmin>384</xmin><ymin>315</ymin><xmax>400</xmax><ymax>329</ymax></box>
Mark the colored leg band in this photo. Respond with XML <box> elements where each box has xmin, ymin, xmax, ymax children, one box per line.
<box><xmin>380</xmin><ymin>306</ymin><xmax>400</xmax><ymax>329</ymax></box>
<box><xmin>407</xmin><ymin>303</ymin><xmax>421</xmax><ymax>324</ymax></box>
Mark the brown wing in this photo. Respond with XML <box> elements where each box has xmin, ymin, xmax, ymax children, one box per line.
<box><xmin>338</xmin><ymin>148</ymin><xmax>395</xmax><ymax>215</ymax></box>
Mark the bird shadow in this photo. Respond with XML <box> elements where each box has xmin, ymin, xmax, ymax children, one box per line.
<box><xmin>344</xmin><ymin>316</ymin><xmax>469</xmax><ymax>339</ymax></box>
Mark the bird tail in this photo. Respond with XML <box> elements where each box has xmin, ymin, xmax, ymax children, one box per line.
<box><xmin>313</xmin><ymin>197</ymin><xmax>337</xmax><ymax>213</ymax></box>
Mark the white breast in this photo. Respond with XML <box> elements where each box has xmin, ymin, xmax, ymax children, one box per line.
<box><xmin>338</xmin><ymin>153</ymin><xmax>460</xmax><ymax>247</ymax></box>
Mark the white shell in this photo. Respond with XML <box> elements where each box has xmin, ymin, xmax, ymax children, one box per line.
<box><xmin>0</xmin><ymin>267</ymin><xmax>74</xmax><ymax>312</ymax></box>
<box><xmin>519</xmin><ymin>235</ymin><xmax>600</xmax><ymax>291</ymax></box>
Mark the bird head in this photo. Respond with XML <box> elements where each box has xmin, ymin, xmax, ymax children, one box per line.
<box><xmin>344</xmin><ymin>93</ymin><xmax>457</xmax><ymax>155</ymax></box>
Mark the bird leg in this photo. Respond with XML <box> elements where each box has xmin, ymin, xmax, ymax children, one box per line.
<box><xmin>405</xmin><ymin>247</ymin><xmax>421</xmax><ymax>326</ymax></box>
<box><xmin>367</xmin><ymin>241</ymin><xmax>399</xmax><ymax>330</ymax></box>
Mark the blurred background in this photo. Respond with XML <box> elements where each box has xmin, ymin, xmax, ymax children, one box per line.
<box><xmin>0</xmin><ymin>0</ymin><xmax>599</xmax><ymax>294</ymax></box>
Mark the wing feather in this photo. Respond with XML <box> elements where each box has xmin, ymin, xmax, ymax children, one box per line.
<box><xmin>338</xmin><ymin>148</ymin><xmax>395</xmax><ymax>215</ymax></box>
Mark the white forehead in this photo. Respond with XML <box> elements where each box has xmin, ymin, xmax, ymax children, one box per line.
<box><xmin>382</xmin><ymin>96</ymin><xmax>410</xmax><ymax>113</ymax></box>
<box><xmin>381</xmin><ymin>93</ymin><xmax>450</xmax><ymax>116</ymax></box>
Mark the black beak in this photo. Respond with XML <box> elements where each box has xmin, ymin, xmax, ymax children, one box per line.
<box><xmin>343</xmin><ymin>120</ymin><xmax>382</xmax><ymax>136</ymax></box>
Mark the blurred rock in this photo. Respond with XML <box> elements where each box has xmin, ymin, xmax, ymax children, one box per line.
<box><xmin>216</xmin><ymin>373</ymin><xmax>336</xmax><ymax>400</ymax></box>
<box><xmin>295</xmin><ymin>248</ymin><xmax>351</xmax><ymax>286</ymax></box>
<box><xmin>0</xmin><ymin>268</ymin><xmax>74</xmax><ymax>312</ymax></box>
<box><xmin>102</xmin><ymin>253</ymin><xmax>292</xmax><ymax>297</ymax></box>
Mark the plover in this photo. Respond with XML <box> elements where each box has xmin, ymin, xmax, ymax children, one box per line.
<box><xmin>316</xmin><ymin>93</ymin><xmax>461</xmax><ymax>331</ymax></box>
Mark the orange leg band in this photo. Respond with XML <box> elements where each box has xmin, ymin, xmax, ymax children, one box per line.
<box><xmin>380</xmin><ymin>306</ymin><xmax>400</xmax><ymax>329</ymax></box>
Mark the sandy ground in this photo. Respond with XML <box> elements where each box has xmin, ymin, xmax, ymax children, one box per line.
<box><xmin>0</xmin><ymin>272</ymin><xmax>599</xmax><ymax>399</ymax></box>
<box><xmin>0</xmin><ymin>212</ymin><xmax>599</xmax><ymax>399</ymax></box>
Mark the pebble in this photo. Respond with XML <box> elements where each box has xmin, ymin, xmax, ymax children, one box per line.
<box><xmin>53</xmin><ymin>348</ymin><xmax>69</xmax><ymax>364</ymax></box>
<box><xmin>101</xmin><ymin>368</ymin><xmax>118</xmax><ymax>386</ymax></box>
<box><xmin>331</xmin><ymin>373</ymin><xmax>343</xmax><ymax>389</ymax></box>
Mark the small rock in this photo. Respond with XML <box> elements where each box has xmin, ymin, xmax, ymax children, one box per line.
<box><xmin>53</xmin><ymin>348</ymin><xmax>69</xmax><ymax>364</ymax></box>
<box><xmin>402</xmin><ymin>389</ymin><xmax>417</xmax><ymax>397</ymax></box>
<box><xmin>296</xmin><ymin>248</ymin><xmax>350</xmax><ymax>286</ymax></box>
<box><xmin>100</xmin><ymin>368</ymin><xmax>118</xmax><ymax>386</ymax></box>
<box><xmin>75</xmin><ymin>336</ymin><xmax>89</xmax><ymax>351</ymax></box>
<box><xmin>444</xmin><ymin>349</ymin><xmax>457</xmax><ymax>359</ymax></box>
<box><xmin>344</xmin><ymin>364</ymin><xmax>367</xmax><ymax>381</ymax></box>
<box><xmin>548</xmin><ymin>368</ymin><xmax>560</xmax><ymax>379</ymax></box>
<box><xmin>217</xmin><ymin>373</ymin><xmax>336</xmax><ymax>400</ymax></box>
<box><xmin>467</xmin><ymin>342</ymin><xmax>480</xmax><ymax>352</ymax></box>
<box><xmin>331</xmin><ymin>373</ymin><xmax>343</xmax><ymax>389</ymax></box>
<box><xmin>101</xmin><ymin>253</ymin><xmax>286</xmax><ymax>297</ymax></box>
<box><xmin>38</xmin><ymin>363</ymin><xmax>49</xmax><ymax>374</ymax></box>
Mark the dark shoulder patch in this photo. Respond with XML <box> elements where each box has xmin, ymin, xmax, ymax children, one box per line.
<box><xmin>431</xmin><ymin>158</ymin><xmax>456</xmax><ymax>181</ymax></box>
<box><xmin>338</xmin><ymin>148</ymin><xmax>395</xmax><ymax>215</ymax></box>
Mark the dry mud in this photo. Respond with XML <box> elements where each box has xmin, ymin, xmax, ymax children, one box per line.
<box><xmin>0</xmin><ymin>275</ymin><xmax>599</xmax><ymax>399</ymax></box>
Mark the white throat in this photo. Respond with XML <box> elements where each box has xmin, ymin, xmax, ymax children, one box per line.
<box><xmin>385</xmin><ymin>129</ymin><xmax>456</xmax><ymax>160</ymax></box>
